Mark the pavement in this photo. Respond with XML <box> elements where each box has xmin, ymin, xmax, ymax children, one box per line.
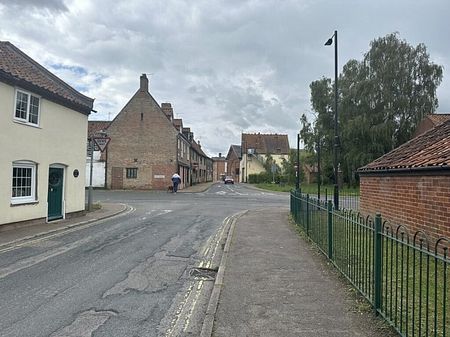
<box><xmin>208</xmin><ymin>207</ymin><xmax>390</xmax><ymax>337</ymax></box>
<box><xmin>0</xmin><ymin>202</ymin><xmax>128</xmax><ymax>246</ymax></box>
<box><xmin>0</xmin><ymin>182</ymin><xmax>213</xmax><ymax>245</ymax></box>
<box><xmin>0</xmin><ymin>182</ymin><xmax>389</xmax><ymax>336</ymax></box>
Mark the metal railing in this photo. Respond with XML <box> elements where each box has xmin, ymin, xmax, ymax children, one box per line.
<box><xmin>290</xmin><ymin>190</ymin><xmax>449</xmax><ymax>337</ymax></box>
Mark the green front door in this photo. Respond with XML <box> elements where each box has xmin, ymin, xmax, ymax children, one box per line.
<box><xmin>48</xmin><ymin>167</ymin><xmax>64</xmax><ymax>221</ymax></box>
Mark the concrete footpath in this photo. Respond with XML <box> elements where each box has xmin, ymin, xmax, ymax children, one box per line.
<box><xmin>0</xmin><ymin>203</ymin><xmax>127</xmax><ymax>246</ymax></box>
<box><xmin>0</xmin><ymin>182</ymin><xmax>213</xmax><ymax>246</ymax></box>
<box><xmin>210</xmin><ymin>208</ymin><xmax>391</xmax><ymax>337</ymax></box>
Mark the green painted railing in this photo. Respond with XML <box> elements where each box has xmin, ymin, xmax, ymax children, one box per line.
<box><xmin>290</xmin><ymin>190</ymin><xmax>449</xmax><ymax>337</ymax></box>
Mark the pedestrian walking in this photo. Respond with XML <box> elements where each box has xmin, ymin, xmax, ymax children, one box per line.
<box><xmin>171</xmin><ymin>173</ymin><xmax>181</xmax><ymax>193</ymax></box>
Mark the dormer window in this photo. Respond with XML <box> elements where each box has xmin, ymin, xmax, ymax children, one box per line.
<box><xmin>14</xmin><ymin>89</ymin><xmax>40</xmax><ymax>126</ymax></box>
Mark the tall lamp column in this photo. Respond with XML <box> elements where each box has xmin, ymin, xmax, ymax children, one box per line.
<box><xmin>325</xmin><ymin>30</ymin><xmax>339</xmax><ymax>210</ymax></box>
<box><xmin>296</xmin><ymin>133</ymin><xmax>300</xmax><ymax>191</ymax></box>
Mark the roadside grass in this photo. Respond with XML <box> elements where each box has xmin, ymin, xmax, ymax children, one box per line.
<box><xmin>254</xmin><ymin>183</ymin><xmax>360</xmax><ymax>195</ymax></box>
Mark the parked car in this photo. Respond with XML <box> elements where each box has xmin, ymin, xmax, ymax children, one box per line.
<box><xmin>224</xmin><ymin>176</ymin><xmax>234</xmax><ymax>184</ymax></box>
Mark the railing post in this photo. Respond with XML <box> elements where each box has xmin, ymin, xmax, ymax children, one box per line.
<box><xmin>374</xmin><ymin>213</ymin><xmax>382</xmax><ymax>314</ymax></box>
<box><xmin>306</xmin><ymin>194</ymin><xmax>310</xmax><ymax>235</ymax></box>
<box><xmin>291</xmin><ymin>191</ymin><xmax>297</xmax><ymax>217</ymax></box>
<box><xmin>327</xmin><ymin>200</ymin><xmax>333</xmax><ymax>259</ymax></box>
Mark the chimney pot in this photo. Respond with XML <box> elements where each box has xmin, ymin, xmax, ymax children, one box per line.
<box><xmin>140</xmin><ymin>74</ymin><xmax>148</xmax><ymax>92</ymax></box>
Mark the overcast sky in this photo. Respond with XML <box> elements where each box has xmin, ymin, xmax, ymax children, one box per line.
<box><xmin>1</xmin><ymin>0</ymin><xmax>449</xmax><ymax>156</ymax></box>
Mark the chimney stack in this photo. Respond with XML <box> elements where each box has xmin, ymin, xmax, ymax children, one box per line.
<box><xmin>219</xmin><ymin>153</ymin><xmax>222</xmax><ymax>157</ymax></box>
<box><xmin>140</xmin><ymin>74</ymin><xmax>148</xmax><ymax>92</ymax></box>
<box><xmin>161</xmin><ymin>102</ymin><xmax>173</xmax><ymax>121</ymax></box>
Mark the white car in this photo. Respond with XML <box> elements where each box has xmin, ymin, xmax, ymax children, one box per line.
<box><xmin>224</xmin><ymin>176</ymin><xmax>234</xmax><ymax>184</ymax></box>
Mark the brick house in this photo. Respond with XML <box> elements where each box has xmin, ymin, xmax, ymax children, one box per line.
<box><xmin>191</xmin><ymin>140</ymin><xmax>212</xmax><ymax>184</ymax></box>
<box><xmin>0</xmin><ymin>41</ymin><xmax>94</xmax><ymax>224</ymax></box>
<box><xmin>106</xmin><ymin>75</ymin><xmax>190</xmax><ymax>190</ymax></box>
<box><xmin>303</xmin><ymin>164</ymin><xmax>318</xmax><ymax>184</ymax></box>
<box><xmin>212</xmin><ymin>153</ymin><xmax>227</xmax><ymax>182</ymax></box>
<box><xmin>358</xmin><ymin>119</ymin><xmax>450</xmax><ymax>240</ymax></box>
<box><xmin>240</xmin><ymin>133</ymin><xmax>289</xmax><ymax>182</ymax></box>
<box><xmin>226</xmin><ymin>145</ymin><xmax>241</xmax><ymax>183</ymax></box>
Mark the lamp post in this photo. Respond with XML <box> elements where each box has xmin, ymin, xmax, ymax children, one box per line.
<box><xmin>317</xmin><ymin>131</ymin><xmax>321</xmax><ymax>200</ymax></box>
<box><xmin>296</xmin><ymin>133</ymin><xmax>300</xmax><ymax>191</ymax></box>
<box><xmin>325</xmin><ymin>30</ymin><xmax>339</xmax><ymax>210</ymax></box>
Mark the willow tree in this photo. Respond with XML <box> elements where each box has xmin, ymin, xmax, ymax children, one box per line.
<box><xmin>303</xmin><ymin>33</ymin><xmax>443</xmax><ymax>185</ymax></box>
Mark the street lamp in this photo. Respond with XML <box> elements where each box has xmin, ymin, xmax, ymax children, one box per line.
<box><xmin>296</xmin><ymin>133</ymin><xmax>300</xmax><ymax>191</ymax></box>
<box><xmin>325</xmin><ymin>30</ymin><xmax>339</xmax><ymax>210</ymax></box>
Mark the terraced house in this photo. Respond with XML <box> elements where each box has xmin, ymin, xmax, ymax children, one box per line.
<box><xmin>105</xmin><ymin>75</ymin><xmax>211</xmax><ymax>190</ymax></box>
<box><xmin>0</xmin><ymin>41</ymin><xmax>94</xmax><ymax>225</ymax></box>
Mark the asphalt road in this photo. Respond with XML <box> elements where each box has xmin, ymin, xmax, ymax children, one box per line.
<box><xmin>0</xmin><ymin>183</ymin><xmax>288</xmax><ymax>337</ymax></box>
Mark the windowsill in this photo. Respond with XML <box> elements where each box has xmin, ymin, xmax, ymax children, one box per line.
<box><xmin>11</xmin><ymin>200</ymin><xmax>39</xmax><ymax>207</ymax></box>
<box><xmin>13</xmin><ymin>119</ymin><xmax>41</xmax><ymax>128</ymax></box>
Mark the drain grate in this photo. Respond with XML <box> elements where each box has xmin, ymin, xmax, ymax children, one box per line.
<box><xmin>189</xmin><ymin>267</ymin><xmax>218</xmax><ymax>280</ymax></box>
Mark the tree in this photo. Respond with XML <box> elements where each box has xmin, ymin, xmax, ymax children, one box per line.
<box><xmin>305</xmin><ymin>33</ymin><xmax>443</xmax><ymax>185</ymax></box>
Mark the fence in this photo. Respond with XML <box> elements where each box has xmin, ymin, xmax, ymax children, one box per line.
<box><xmin>304</xmin><ymin>187</ymin><xmax>360</xmax><ymax>211</ymax></box>
<box><xmin>290</xmin><ymin>190</ymin><xmax>449</xmax><ymax>337</ymax></box>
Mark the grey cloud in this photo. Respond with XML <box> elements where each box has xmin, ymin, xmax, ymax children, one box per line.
<box><xmin>1</xmin><ymin>0</ymin><xmax>449</xmax><ymax>156</ymax></box>
<box><xmin>0</xmin><ymin>0</ymin><xmax>67</xmax><ymax>11</ymax></box>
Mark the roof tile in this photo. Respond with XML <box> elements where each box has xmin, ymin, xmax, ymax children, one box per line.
<box><xmin>0</xmin><ymin>41</ymin><xmax>94</xmax><ymax>113</ymax></box>
<box><xmin>359</xmin><ymin>119</ymin><xmax>450</xmax><ymax>172</ymax></box>
<box><xmin>242</xmin><ymin>133</ymin><xmax>289</xmax><ymax>154</ymax></box>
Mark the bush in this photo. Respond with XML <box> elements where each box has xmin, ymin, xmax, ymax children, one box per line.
<box><xmin>249</xmin><ymin>172</ymin><xmax>287</xmax><ymax>184</ymax></box>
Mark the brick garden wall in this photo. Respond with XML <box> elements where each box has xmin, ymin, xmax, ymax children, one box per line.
<box><xmin>360</xmin><ymin>174</ymin><xmax>450</xmax><ymax>241</ymax></box>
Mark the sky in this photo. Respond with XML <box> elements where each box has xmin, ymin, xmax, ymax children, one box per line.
<box><xmin>1</xmin><ymin>0</ymin><xmax>449</xmax><ymax>156</ymax></box>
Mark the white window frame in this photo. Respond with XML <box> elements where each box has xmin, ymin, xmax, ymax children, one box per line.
<box><xmin>14</xmin><ymin>89</ymin><xmax>41</xmax><ymax>126</ymax></box>
<box><xmin>11</xmin><ymin>161</ymin><xmax>37</xmax><ymax>204</ymax></box>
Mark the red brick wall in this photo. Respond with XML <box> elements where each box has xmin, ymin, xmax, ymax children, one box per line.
<box><xmin>227</xmin><ymin>151</ymin><xmax>240</xmax><ymax>182</ymax></box>
<box><xmin>360</xmin><ymin>175</ymin><xmax>450</xmax><ymax>240</ymax></box>
<box><xmin>213</xmin><ymin>160</ymin><xmax>226</xmax><ymax>181</ymax></box>
<box><xmin>106</xmin><ymin>88</ymin><xmax>178</xmax><ymax>190</ymax></box>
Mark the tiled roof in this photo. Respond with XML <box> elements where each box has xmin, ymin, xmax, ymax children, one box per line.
<box><xmin>427</xmin><ymin>113</ymin><xmax>450</xmax><ymax>126</ymax></box>
<box><xmin>88</xmin><ymin>120</ymin><xmax>110</xmax><ymax>137</ymax></box>
<box><xmin>0</xmin><ymin>41</ymin><xmax>94</xmax><ymax>114</ymax></box>
<box><xmin>242</xmin><ymin>133</ymin><xmax>289</xmax><ymax>154</ymax></box>
<box><xmin>358</xmin><ymin>119</ymin><xmax>450</xmax><ymax>173</ymax></box>
<box><xmin>191</xmin><ymin>140</ymin><xmax>209</xmax><ymax>158</ymax></box>
<box><xmin>231</xmin><ymin>145</ymin><xmax>242</xmax><ymax>158</ymax></box>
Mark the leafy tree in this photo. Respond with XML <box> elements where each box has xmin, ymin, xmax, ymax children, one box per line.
<box><xmin>305</xmin><ymin>33</ymin><xmax>443</xmax><ymax>185</ymax></box>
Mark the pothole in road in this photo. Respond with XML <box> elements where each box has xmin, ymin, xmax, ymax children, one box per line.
<box><xmin>50</xmin><ymin>309</ymin><xmax>117</xmax><ymax>337</ymax></box>
<box><xmin>189</xmin><ymin>267</ymin><xmax>218</xmax><ymax>281</ymax></box>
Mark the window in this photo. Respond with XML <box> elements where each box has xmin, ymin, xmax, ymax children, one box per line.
<box><xmin>126</xmin><ymin>168</ymin><xmax>138</xmax><ymax>179</ymax></box>
<box><xmin>11</xmin><ymin>161</ymin><xmax>37</xmax><ymax>204</ymax></box>
<box><xmin>14</xmin><ymin>89</ymin><xmax>40</xmax><ymax>126</ymax></box>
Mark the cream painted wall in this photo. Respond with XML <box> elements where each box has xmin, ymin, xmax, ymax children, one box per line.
<box><xmin>240</xmin><ymin>153</ymin><xmax>289</xmax><ymax>182</ymax></box>
<box><xmin>0</xmin><ymin>82</ymin><xmax>88</xmax><ymax>225</ymax></box>
<box><xmin>85</xmin><ymin>151</ymin><xmax>106</xmax><ymax>188</ymax></box>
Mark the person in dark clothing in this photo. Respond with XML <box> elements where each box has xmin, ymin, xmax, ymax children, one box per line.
<box><xmin>171</xmin><ymin>173</ymin><xmax>181</xmax><ymax>193</ymax></box>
